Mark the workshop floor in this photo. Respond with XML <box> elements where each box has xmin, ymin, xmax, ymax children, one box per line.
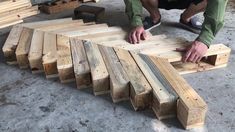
<box><xmin>0</xmin><ymin>0</ymin><xmax>235</xmax><ymax>132</ymax></box>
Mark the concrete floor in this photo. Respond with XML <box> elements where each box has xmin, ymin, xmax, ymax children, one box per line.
<box><xmin>0</xmin><ymin>0</ymin><xmax>235</xmax><ymax>132</ymax></box>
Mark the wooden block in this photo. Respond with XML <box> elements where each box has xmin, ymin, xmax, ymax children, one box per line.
<box><xmin>2</xmin><ymin>25</ymin><xmax>23</xmax><ymax>64</ymax></box>
<box><xmin>148</xmin><ymin>56</ymin><xmax>207</xmax><ymax>129</ymax></box>
<box><xmin>132</xmin><ymin>52</ymin><xmax>177</xmax><ymax>119</ymax></box>
<box><xmin>83</xmin><ymin>40</ymin><xmax>110</xmax><ymax>95</ymax></box>
<box><xmin>207</xmin><ymin>52</ymin><xmax>230</xmax><ymax>66</ymax></box>
<box><xmin>99</xmin><ymin>45</ymin><xmax>130</xmax><ymax>103</ymax></box>
<box><xmin>40</xmin><ymin>0</ymin><xmax>79</xmax><ymax>14</ymax></box>
<box><xmin>28</xmin><ymin>30</ymin><xmax>44</xmax><ymax>73</ymax></box>
<box><xmin>70</xmin><ymin>38</ymin><xmax>91</xmax><ymax>89</ymax></box>
<box><xmin>15</xmin><ymin>27</ymin><xmax>33</xmax><ymax>68</ymax></box>
<box><xmin>42</xmin><ymin>32</ymin><xmax>58</xmax><ymax>78</ymax></box>
<box><xmin>114</xmin><ymin>48</ymin><xmax>152</xmax><ymax>110</ymax></box>
<box><xmin>172</xmin><ymin>61</ymin><xmax>228</xmax><ymax>75</ymax></box>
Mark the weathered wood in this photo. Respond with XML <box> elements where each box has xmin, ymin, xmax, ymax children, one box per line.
<box><xmin>83</xmin><ymin>40</ymin><xmax>110</xmax><ymax>95</ymax></box>
<box><xmin>42</xmin><ymin>32</ymin><xmax>58</xmax><ymax>78</ymax></box>
<box><xmin>114</xmin><ymin>48</ymin><xmax>152</xmax><ymax>110</ymax></box>
<box><xmin>149</xmin><ymin>56</ymin><xmax>207</xmax><ymax>129</ymax></box>
<box><xmin>70</xmin><ymin>38</ymin><xmax>91</xmax><ymax>89</ymax></box>
<box><xmin>172</xmin><ymin>61</ymin><xmax>228</xmax><ymax>75</ymax></box>
<box><xmin>99</xmin><ymin>45</ymin><xmax>130</xmax><ymax>103</ymax></box>
<box><xmin>132</xmin><ymin>52</ymin><xmax>177</xmax><ymax>119</ymax></box>
<box><xmin>28</xmin><ymin>30</ymin><xmax>44</xmax><ymax>73</ymax></box>
<box><xmin>2</xmin><ymin>25</ymin><xmax>23</xmax><ymax>64</ymax></box>
<box><xmin>15</xmin><ymin>27</ymin><xmax>33</xmax><ymax>68</ymax></box>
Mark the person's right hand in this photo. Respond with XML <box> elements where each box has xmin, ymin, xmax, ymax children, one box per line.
<box><xmin>128</xmin><ymin>26</ymin><xmax>147</xmax><ymax>44</ymax></box>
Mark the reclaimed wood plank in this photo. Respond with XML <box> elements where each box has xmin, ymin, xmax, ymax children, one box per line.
<box><xmin>83</xmin><ymin>40</ymin><xmax>109</xmax><ymax>95</ymax></box>
<box><xmin>15</xmin><ymin>27</ymin><xmax>33</xmax><ymax>68</ymax></box>
<box><xmin>2</xmin><ymin>25</ymin><xmax>23</xmax><ymax>64</ymax></box>
<box><xmin>70</xmin><ymin>38</ymin><xmax>91</xmax><ymax>89</ymax></box>
<box><xmin>148</xmin><ymin>56</ymin><xmax>207</xmax><ymax>129</ymax></box>
<box><xmin>132</xmin><ymin>52</ymin><xmax>177</xmax><ymax>119</ymax></box>
<box><xmin>99</xmin><ymin>45</ymin><xmax>130</xmax><ymax>103</ymax></box>
<box><xmin>114</xmin><ymin>48</ymin><xmax>152</xmax><ymax>110</ymax></box>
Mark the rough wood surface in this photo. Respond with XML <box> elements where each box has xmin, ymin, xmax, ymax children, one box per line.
<box><xmin>149</xmin><ymin>56</ymin><xmax>207</xmax><ymax>129</ymax></box>
<box><xmin>15</xmin><ymin>27</ymin><xmax>33</xmax><ymax>68</ymax></box>
<box><xmin>132</xmin><ymin>52</ymin><xmax>177</xmax><ymax>119</ymax></box>
<box><xmin>43</xmin><ymin>32</ymin><xmax>58</xmax><ymax>78</ymax></box>
<box><xmin>70</xmin><ymin>38</ymin><xmax>91</xmax><ymax>89</ymax></box>
<box><xmin>114</xmin><ymin>48</ymin><xmax>152</xmax><ymax>110</ymax></box>
<box><xmin>99</xmin><ymin>45</ymin><xmax>130</xmax><ymax>103</ymax></box>
<box><xmin>84</xmin><ymin>41</ymin><xmax>110</xmax><ymax>95</ymax></box>
<box><xmin>2</xmin><ymin>25</ymin><xmax>23</xmax><ymax>64</ymax></box>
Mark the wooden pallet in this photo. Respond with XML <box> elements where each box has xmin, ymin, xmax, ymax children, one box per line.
<box><xmin>0</xmin><ymin>0</ymin><xmax>39</xmax><ymax>29</ymax></box>
<box><xmin>2</xmin><ymin>18</ymin><xmax>231</xmax><ymax>129</ymax></box>
<box><xmin>40</xmin><ymin>0</ymin><xmax>80</xmax><ymax>14</ymax></box>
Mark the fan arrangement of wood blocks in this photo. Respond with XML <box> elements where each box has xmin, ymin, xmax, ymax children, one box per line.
<box><xmin>0</xmin><ymin>0</ymin><xmax>39</xmax><ymax>29</ymax></box>
<box><xmin>2</xmin><ymin>18</ymin><xmax>231</xmax><ymax>129</ymax></box>
<box><xmin>40</xmin><ymin>0</ymin><xmax>80</xmax><ymax>14</ymax></box>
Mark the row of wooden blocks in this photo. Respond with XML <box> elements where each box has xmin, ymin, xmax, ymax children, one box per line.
<box><xmin>0</xmin><ymin>0</ymin><xmax>39</xmax><ymax>29</ymax></box>
<box><xmin>2</xmin><ymin>18</ymin><xmax>231</xmax><ymax>129</ymax></box>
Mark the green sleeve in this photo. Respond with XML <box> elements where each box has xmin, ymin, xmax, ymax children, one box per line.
<box><xmin>124</xmin><ymin>0</ymin><xmax>143</xmax><ymax>27</ymax></box>
<box><xmin>196</xmin><ymin>0</ymin><xmax>228</xmax><ymax>47</ymax></box>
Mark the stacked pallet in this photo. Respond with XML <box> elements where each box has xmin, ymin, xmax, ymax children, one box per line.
<box><xmin>0</xmin><ymin>0</ymin><xmax>39</xmax><ymax>29</ymax></box>
<box><xmin>2</xmin><ymin>18</ymin><xmax>231</xmax><ymax>129</ymax></box>
<box><xmin>40</xmin><ymin>0</ymin><xmax>80</xmax><ymax>14</ymax></box>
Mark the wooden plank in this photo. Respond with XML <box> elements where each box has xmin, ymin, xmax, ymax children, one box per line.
<box><xmin>114</xmin><ymin>48</ymin><xmax>152</xmax><ymax>110</ymax></box>
<box><xmin>99</xmin><ymin>45</ymin><xmax>130</xmax><ymax>103</ymax></box>
<box><xmin>15</xmin><ymin>27</ymin><xmax>33</xmax><ymax>68</ymax></box>
<box><xmin>83</xmin><ymin>40</ymin><xmax>110</xmax><ymax>95</ymax></box>
<box><xmin>28</xmin><ymin>30</ymin><xmax>44</xmax><ymax>73</ymax></box>
<box><xmin>148</xmin><ymin>56</ymin><xmax>207</xmax><ymax>129</ymax></box>
<box><xmin>70</xmin><ymin>38</ymin><xmax>91</xmax><ymax>89</ymax></box>
<box><xmin>132</xmin><ymin>52</ymin><xmax>177</xmax><ymax>119</ymax></box>
<box><xmin>22</xmin><ymin>18</ymin><xmax>74</xmax><ymax>29</ymax></box>
<box><xmin>2</xmin><ymin>25</ymin><xmax>23</xmax><ymax>64</ymax></box>
<box><xmin>172</xmin><ymin>61</ymin><xmax>228</xmax><ymax>75</ymax></box>
<box><xmin>42</xmin><ymin>32</ymin><xmax>58</xmax><ymax>78</ymax></box>
<box><xmin>147</xmin><ymin>44</ymin><xmax>231</xmax><ymax>63</ymax></box>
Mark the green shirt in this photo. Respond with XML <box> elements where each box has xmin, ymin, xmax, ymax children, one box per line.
<box><xmin>124</xmin><ymin>0</ymin><xmax>228</xmax><ymax>47</ymax></box>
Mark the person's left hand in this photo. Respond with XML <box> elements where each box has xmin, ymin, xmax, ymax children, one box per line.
<box><xmin>176</xmin><ymin>41</ymin><xmax>208</xmax><ymax>63</ymax></box>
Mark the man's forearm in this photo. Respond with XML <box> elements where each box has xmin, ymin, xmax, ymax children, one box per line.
<box><xmin>124</xmin><ymin>0</ymin><xmax>143</xmax><ymax>27</ymax></box>
<box><xmin>197</xmin><ymin>0</ymin><xmax>228</xmax><ymax>47</ymax></box>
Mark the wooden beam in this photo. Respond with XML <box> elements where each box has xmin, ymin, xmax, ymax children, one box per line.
<box><xmin>99</xmin><ymin>45</ymin><xmax>130</xmax><ymax>103</ymax></box>
<box><xmin>42</xmin><ymin>32</ymin><xmax>58</xmax><ymax>78</ymax></box>
<box><xmin>28</xmin><ymin>30</ymin><xmax>44</xmax><ymax>73</ymax></box>
<box><xmin>15</xmin><ymin>27</ymin><xmax>33</xmax><ymax>68</ymax></box>
<box><xmin>148</xmin><ymin>56</ymin><xmax>207</xmax><ymax>129</ymax></box>
<box><xmin>70</xmin><ymin>38</ymin><xmax>91</xmax><ymax>89</ymax></box>
<box><xmin>114</xmin><ymin>48</ymin><xmax>152</xmax><ymax>110</ymax></box>
<box><xmin>132</xmin><ymin>52</ymin><xmax>177</xmax><ymax>119</ymax></box>
<box><xmin>2</xmin><ymin>25</ymin><xmax>23</xmax><ymax>64</ymax></box>
<box><xmin>83</xmin><ymin>40</ymin><xmax>110</xmax><ymax>95</ymax></box>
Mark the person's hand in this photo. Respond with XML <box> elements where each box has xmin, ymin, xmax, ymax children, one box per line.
<box><xmin>128</xmin><ymin>26</ymin><xmax>147</xmax><ymax>44</ymax></box>
<box><xmin>176</xmin><ymin>41</ymin><xmax>208</xmax><ymax>63</ymax></box>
